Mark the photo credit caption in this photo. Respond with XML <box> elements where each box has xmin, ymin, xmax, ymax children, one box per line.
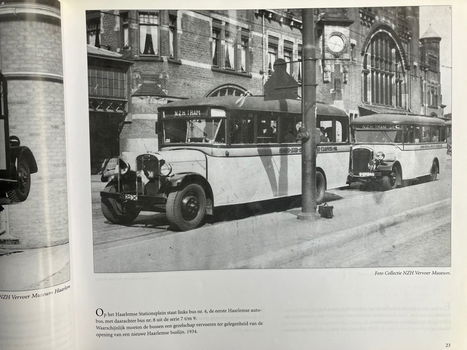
<box><xmin>374</xmin><ymin>269</ymin><xmax>450</xmax><ymax>276</ymax></box>
<box><xmin>95</xmin><ymin>307</ymin><xmax>264</xmax><ymax>339</ymax></box>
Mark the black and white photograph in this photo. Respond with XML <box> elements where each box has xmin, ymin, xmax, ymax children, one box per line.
<box><xmin>0</xmin><ymin>0</ymin><xmax>69</xmax><ymax>290</ymax></box>
<box><xmin>88</xmin><ymin>7</ymin><xmax>452</xmax><ymax>273</ymax></box>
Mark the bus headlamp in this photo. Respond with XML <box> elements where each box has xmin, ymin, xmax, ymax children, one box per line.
<box><xmin>159</xmin><ymin>159</ymin><xmax>173</xmax><ymax>177</ymax></box>
<box><xmin>375</xmin><ymin>151</ymin><xmax>385</xmax><ymax>161</ymax></box>
<box><xmin>118</xmin><ymin>158</ymin><xmax>130</xmax><ymax>176</ymax></box>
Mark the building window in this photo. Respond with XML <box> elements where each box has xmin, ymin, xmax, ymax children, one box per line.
<box><xmin>169</xmin><ymin>13</ymin><xmax>177</xmax><ymax>58</ymax></box>
<box><xmin>211</xmin><ymin>23</ymin><xmax>250</xmax><ymax>74</ymax></box>
<box><xmin>296</xmin><ymin>44</ymin><xmax>302</xmax><ymax>82</ymax></box>
<box><xmin>268</xmin><ymin>36</ymin><xmax>278</xmax><ymax>74</ymax></box>
<box><xmin>87</xmin><ymin>18</ymin><xmax>100</xmax><ymax>47</ymax></box>
<box><xmin>239</xmin><ymin>30</ymin><xmax>250</xmax><ymax>73</ymax></box>
<box><xmin>240</xmin><ymin>37</ymin><xmax>248</xmax><ymax>72</ymax></box>
<box><xmin>362</xmin><ymin>30</ymin><xmax>406</xmax><ymax>108</ymax></box>
<box><xmin>206</xmin><ymin>84</ymin><xmax>247</xmax><ymax>97</ymax></box>
<box><xmin>428</xmin><ymin>54</ymin><xmax>438</xmax><ymax>73</ymax></box>
<box><xmin>121</xmin><ymin>12</ymin><xmax>129</xmax><ymax>48</ymax></box>
<box><xmin>212</xmin><ymin>26</ymin><xmax>221</xmax><ymax>67</ymax></box>
<box><xmin>420</xmin><ymin>79</ymin><xmax>424</xmax><ymax>106</ymax></box>
<box><xmin>284</xmin><ymin>40</ymin><xmax>293</xmax><ymax>75</ymax></box>
<box><xmin>224</xmin><ymin>30</ymin><xmax>235</xmax><ymax>69</ymax></box>
<box><xmin>139</xmin><ymin>11</ymin><xmax>159</xmax><ymax>55</ymax></box>
<box><xmin>429</xmin><ymin>86</ymin><xmax>439</xmax><ymax>108</ymax></box>
<box><xmin>88</xmin><ymin>67</ymin><xmax>127</xmax><ymax>99</ymax></box>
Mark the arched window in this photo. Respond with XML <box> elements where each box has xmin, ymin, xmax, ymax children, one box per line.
<box><xmin>206</xmin><ymin>84</ymin><xmax>247</xmax><ymax>97</ymax></box>
<box><xmin>362</xmin><ymin>30</ymin><xmax>406</xmax><ymax>109</ymax></box>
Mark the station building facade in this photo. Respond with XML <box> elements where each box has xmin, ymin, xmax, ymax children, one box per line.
<box><xmin>86</xmin><ymin>7</ymin><xmax>443</xmax><ymax>168</ymax></box>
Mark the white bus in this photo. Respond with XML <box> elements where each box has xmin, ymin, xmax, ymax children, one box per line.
<box><xmin>101</xmin><ymin>96</ymin><xmax>350</xmax><ymax>230</ymax></box>
<box><xmin>348</xmin><ymin>114</ymin><xmax>447</xmax><ymax>190</ymax></box>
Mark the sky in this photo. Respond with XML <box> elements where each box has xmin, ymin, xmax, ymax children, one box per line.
<box><xmin>419</xmin><ymin>6</ymin><xmax>452</xmax><ymax>115</ymax></box>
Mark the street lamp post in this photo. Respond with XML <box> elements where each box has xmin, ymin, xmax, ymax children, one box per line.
<box><xmin>298</xmin><ymin>8</ymin><xmax>318</xmax><ymax>221</ymax></box>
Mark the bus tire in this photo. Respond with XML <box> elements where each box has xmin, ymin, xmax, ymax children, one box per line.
<box><xmin>316</xmin><ymin>171</ymin><xmax>326</xmax><ymax>204</ymax></box>
<box><xmin>430</xmin><ymin>161</ymin><xmax>438</xmax><ymax>181</ymax></box>
<box><xmin>101</xmin><ymin>182</ymin><xmax>140</xmax><ymax>225</ymax></box>
<box><xmin>381</xmin><ymin>166</ymin><xmax>400</xmax><ymax>191</ymax></box>
<box><xmin>166</xmin><ymin>183</ymin><xmax>206</xmax><ymax>231</ymax></box>
<box><xmin>7</xmin><ymin>158</ymin><xmax>31</xmax><ymax>202</ymax></box>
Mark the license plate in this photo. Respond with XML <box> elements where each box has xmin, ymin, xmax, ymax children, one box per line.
<box><xmin>359</xmin><ymin>172</ymin><xmax>375</xmax><ymax>177</ymax></box>
<box><xmin>123</xmin><ymin>194</ymin><xmax>138</xmax><ymax>201</ymax></box>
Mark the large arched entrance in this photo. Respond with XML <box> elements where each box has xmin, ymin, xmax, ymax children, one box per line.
<box><xmin>361</xmin><ymin>26</ymin><xmax>408</xmax><ymax>109</ymax></box>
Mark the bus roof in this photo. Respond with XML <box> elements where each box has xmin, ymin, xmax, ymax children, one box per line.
<box><xmin>351</xmin><ymin>114</ymin><xmax>446</xmax><ymax>126</ymax></box>
<box><xmin>159</xmin><ymin>96</ymin><xmax>348</xmax><ymax>117</ymax></box>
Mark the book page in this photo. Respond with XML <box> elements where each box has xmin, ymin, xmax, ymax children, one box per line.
<box><xmin>0</xmin><ymin>1</ymin><xmax>72</xmax><ymax>349</ymax></box>
<box><xmin>61</xmin><ymin>0</ymin><xmax>466</xmax><ymax>349</ymax></box>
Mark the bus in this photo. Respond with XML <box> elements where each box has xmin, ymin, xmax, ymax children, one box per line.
<box><xmin>0</xmin><ymin>72</ymin><xmax>37</xmax><ymax>204</ymax></box>
<box><xmin>101</xmin><ymin>96</ymin><xmax>350</xmax><ymax>230</ymax></box>
<box><xmin>347</xmin><ymin>113</ymin><xmax>447</xmax><ymax>190</ymax></box>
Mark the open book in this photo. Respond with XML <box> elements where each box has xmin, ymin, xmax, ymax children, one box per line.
<box><xmin>0</xmin><ymin>0</ymin><xmax>464</xmax><ymax>349</ymax></box>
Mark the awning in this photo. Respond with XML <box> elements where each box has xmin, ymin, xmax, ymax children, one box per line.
<box><xmin>358</xmin><ymin>104</ymin><xmax>414</xmax><ymax>116</ymax></box>
<box><xmin>132</xmin><ymin>83</ymin><xmax>167</xmax><ymax>97</ymax></box>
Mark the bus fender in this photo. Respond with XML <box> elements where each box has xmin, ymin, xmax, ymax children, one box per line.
<box><xmin>14</xmin><ymin>146</ymin><xmax>38</xmax><ymax>174</ymax></box>
<box><xmin>377</xmin><ymin>161</ymin><xmax>400</xmax><ymax>174</ymax></box>
<box><xmin>166</xmin><ymin>173</ymin><xmax>214</xmax><ymax>215</ymax></box>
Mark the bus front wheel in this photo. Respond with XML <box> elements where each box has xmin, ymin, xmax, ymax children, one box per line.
<box><xmin>7</xmin><ymin>158</ymin><xmax>31</xmax><ymax>202</ymax></box>
<box><xmin>430</xmin><ymin>161</ymin><xmax>438</xmax><ymax>181</ymax></box>
<box><xmin>166</xmin><ymin>183</ymin><xmax>206</xmax><ymax>231</ymax></box>
<box><xmin>101</xmin><ymin>183</ymin><xmax>140</xmax><ymax>225</ymax></box>
<box><xmin>381</xmin><ymin>166</ymin><xmax>401</xmax><ymax>191</ymax></box>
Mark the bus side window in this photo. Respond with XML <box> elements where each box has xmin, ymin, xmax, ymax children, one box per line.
<box><xmin>339</xmin><ymin>119</ymin><xmax>349</xmax><ymax>143</ymax></box>
<box><xmin>414</xmin><ymin>126</ymin><xmax>422</xmax><ymax>143</ymax></box>
<box><xmin>421</xmin><ymin>126</ymin><xmax>431</xmax><ymax>142</ymax></box>
<box><xmin>318</xmin><ymin>118</ymin><xmax>348</xmax><ymax>143</ymax></box>
<box><xmin>257</xmin><ymin>113</ymin><xmax>278</xmax><ymax>143</ymax></box>
<box><xmin>404</xmin><ymin>126</ymin><xmax>415</xmax><ymax>143</ymax></box>
<box><xmin>319</xmin><ymin>120</ymin><xmax>332</xmax><ymax>143</ymax></box>
<box><xmin>334</xmin><ymin>120</ymin><xmax>347</xmax><ymax>143</ymax></box>
<box><xmin>215</xmin><ymin>119</ymin><xmax>226</xmax><ymax>143</ymax></box>
<box><xmin>440</xmin><ymin>126</ymin><xmax>447</xmax><ymax>142</ymax></box>
<box><xmin>230</xmin><ymin>117</ymin><xmax>254</xmax><ymax>144</ymax></box>
<box><xmin>431</xmin><ymin>127</ymin><xmax>440</xmax><ymax>142</ymax></box>
<box><xmin>394</xmin><ymin>129</ymin><xmax>403</xmax><ymax>143</ymax></box>
<box><xmin>280</xmin><ymin>117</ymin><xmax>298</xmax><ymax>143</ymax></box>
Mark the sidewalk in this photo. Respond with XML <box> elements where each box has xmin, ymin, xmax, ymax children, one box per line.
<box><xmin>0</xmin><ymin>243</ymin><xmax>70</xmax><ymax>291</ymax></box>
<box><xmin>227</xmin><ymin>175</ymin><xmax>451</xmax><ymax>268</ymax></box>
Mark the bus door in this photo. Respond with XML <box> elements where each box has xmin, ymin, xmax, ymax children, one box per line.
<box><xmin>0</xmin><ymin>73</ymin><xmax>9</xmax><ymax>176</ymax></box>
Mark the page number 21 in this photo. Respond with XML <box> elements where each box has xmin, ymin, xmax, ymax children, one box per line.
<box><xmin>445</xmin><ymin>343</ymin><xmax>451</xmax><ymax>348</ymax></box>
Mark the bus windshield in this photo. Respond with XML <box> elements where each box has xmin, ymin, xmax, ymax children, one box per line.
<box><xmin>354</xmin><ymin>129</ymin><xmax>401</xmax><ymax>143</ymax></box>
<box><xmin>163</xmin><ymin>118</ymin><xmax>225</xmax><ymax>144</ymax></box>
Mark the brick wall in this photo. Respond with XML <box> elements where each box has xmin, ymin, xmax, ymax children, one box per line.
<box><xmin>0</xmin><ymin>20</ymin><xmax>62</xmax><ymax>74</ymax></box>
<box><xmin>100</xmin><ymin>11</ymin><xmax>122</xmax><ymax>52</ymax></box>
<box><xmin>0</xmin><ymin>13</ymin><xmax>68</xmax><ymax>248</ymax></box>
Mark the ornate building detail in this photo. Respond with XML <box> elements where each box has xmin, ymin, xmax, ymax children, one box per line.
<box><xmin>359</xmin><ymin>8</ymin><xmax>376</xmax><ymax>27</ymax></box>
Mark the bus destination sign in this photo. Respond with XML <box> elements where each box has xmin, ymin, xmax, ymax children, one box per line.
<box><xmin>357</xmin><ymin>124</ymin><xmax>401</xmax><ymax>129</ymax></box>
<box><xmin>171</xmin><ymin>109</ymin><xmax>203</xmax><ymax>117</ymax></box>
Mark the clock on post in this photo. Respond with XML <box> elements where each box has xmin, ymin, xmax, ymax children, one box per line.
<box><xmin>317</xmin><ymin>8</ymin><xmax>353</xmax><ymax>60</ymax></box>
<box><xmin>317</xmin><ymin>9</ymin><xmax>353</xmax><ymax>93</ymax></box>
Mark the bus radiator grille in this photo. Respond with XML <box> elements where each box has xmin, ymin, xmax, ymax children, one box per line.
<box><xmin>352</xmin><ymin>148</ymin><xmax>373</xmax><ymax>173</ymax></box>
